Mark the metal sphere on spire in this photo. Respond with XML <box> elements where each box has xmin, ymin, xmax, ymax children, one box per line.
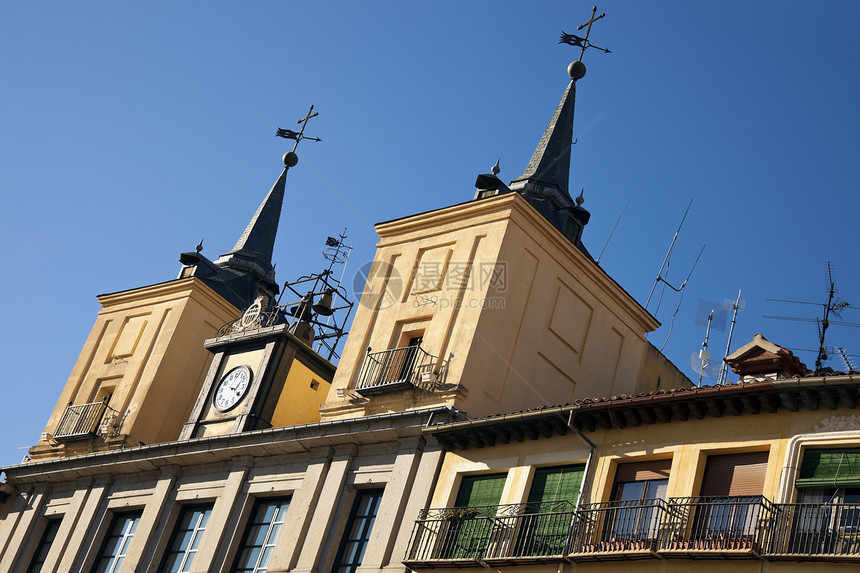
<box><xmin>568</xmin><ymin>61</ymin><xmax>587</xmax><ymax>80</ymax></box>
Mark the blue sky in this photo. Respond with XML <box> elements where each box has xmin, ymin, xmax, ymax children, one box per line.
<box><xmin>2</xmin><ymin>1</ymin><xmax>859</xmax><ymax>468</ymax></box>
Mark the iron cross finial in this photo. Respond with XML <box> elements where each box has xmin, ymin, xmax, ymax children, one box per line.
<box><xmin>559</xmin><ymin>5</ymin><xmax>611</xmax><ymax>63</ymax></box>
<box><xmin>275</xmin><ymin>105</ymin><xmax>322</xmax><ymax>154</ymax></box>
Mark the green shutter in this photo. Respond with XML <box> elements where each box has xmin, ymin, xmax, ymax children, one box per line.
<box><xmin>796</xmin><ymin>448</ymin><xmax>860</xmax><ymax>489</ymax></box>
<box><xmin>527</xmin><ymin>465</ymin><xmax>585</xmax><ymax>507</ymax></box>
<box><xmin>512</xmin><ymin>465</ymin><xmax>584</xmax><ymax>558</ymax></box>
<box><xmin>443</xmin><ymin>474</ymin><xmax>507</xmax><ymax>560</ymax></box>
<box><xmin>455</xmin><ymin>474</ymin><xmax>507</xmax><ymax>507</ymax></box>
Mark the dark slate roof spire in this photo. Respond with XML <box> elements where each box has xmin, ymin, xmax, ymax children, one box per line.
<box><xmin>179</xmin><ymin>156</ymin><xmax>293</xmax><ymax>311</ymax></box>
<box><xmin>216</xmin><ymin>166</ymin><xmax>288</xmax><ymax>282</ymax></box>
<box><xmin>509</xmin><ymin>79</ymin><xmax>577</xmax><ymax>201</ymax></box>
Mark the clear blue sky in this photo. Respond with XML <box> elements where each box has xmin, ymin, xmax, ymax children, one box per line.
<box><xmin>2</xmin><ymin>1</ymin><xmax>859</xmax><ymax>469</ymax></box>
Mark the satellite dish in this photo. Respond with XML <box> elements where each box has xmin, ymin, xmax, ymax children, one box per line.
<box><xmin>691</xmin><ymin>349</ymin><xmax>720</xmax><ymax>382</ymax></box>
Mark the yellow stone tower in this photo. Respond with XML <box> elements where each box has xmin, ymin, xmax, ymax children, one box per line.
<box><xmin>28</xmin><ymin>152</ymin><xmax>336</xmax><ymax>461</ymax></box>
<box><xmin>320</xmin><ymin>63</ymin><xmax>689</xmax><ymax>422</ymax></box>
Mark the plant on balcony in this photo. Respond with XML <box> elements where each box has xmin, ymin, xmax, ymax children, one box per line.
<box><xmin>442</xmin><ymin>508</ymin><xmax>479</xmax><ymax>521</ymax></box>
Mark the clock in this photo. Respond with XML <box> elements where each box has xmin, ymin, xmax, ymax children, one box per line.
<box><xmin>213</xmin><ymin>365</ymin><xmax>252</xmax><ymax>412</ymax></box>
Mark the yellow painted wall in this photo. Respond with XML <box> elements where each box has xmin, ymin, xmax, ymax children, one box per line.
<box><xmin>270</xmin><ymin>359</ymin><xmax>331</xmax><ymax>427</ymax></box>
<box><xmin>321</xmin><ymin>193</ymin><xmax>662</xmax><ymax>421</ymax></box>
<box><xmin>29</xmin><ymin>278</ymin><xmax>238</xmax><ymax>459</ymax></box>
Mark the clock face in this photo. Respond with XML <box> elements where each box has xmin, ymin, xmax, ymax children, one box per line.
<box><xmin>213</xmin><ymin>365</ymin><xmax>252</xmax><ymax>412</ymax></box>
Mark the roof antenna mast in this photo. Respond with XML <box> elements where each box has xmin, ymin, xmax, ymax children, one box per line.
<box><xmin>646</xmin><ymin>199</ymin><xmax>693</xmax><ymax>313</ymax></box>
<box><xmin>717</xmin><ymin>289</ymin><xmax>744</xmax><ymax>385</ymax></box>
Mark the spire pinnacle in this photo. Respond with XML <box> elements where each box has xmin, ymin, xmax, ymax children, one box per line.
<box><xmin>510</xmin><ymin>79</ymin><xmax>577</xmax><ymax>199</ymax></box>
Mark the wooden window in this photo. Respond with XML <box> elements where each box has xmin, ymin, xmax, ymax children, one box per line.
<box><xmin>700</xmin><ymin>452</ymin><xmax>768</xmax><ymax>496</ymax></box>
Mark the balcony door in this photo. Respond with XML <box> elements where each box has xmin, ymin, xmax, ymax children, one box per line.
<box><xmin>441</xmin><ymin>473</ymin><xmax>507</xmax><ymax>560</ymax></box>
<box><xmin>790</xmin><ymin>448</ymin><xmax>860</xmax><ymax>555</ymax></box>
<box><xmin>692</xmin><ymin>452</ymin><xmax>769</xmax><ymax>547</ymax></box>
<box><xmin>513</xmin><ymin>465</ymin><xmax>584</xmax><ymax>557</ymax></box>
<box><xmin>605</xmin><ymin>460</ymin><xmax>670</xmax><ymax>548</ymax></box>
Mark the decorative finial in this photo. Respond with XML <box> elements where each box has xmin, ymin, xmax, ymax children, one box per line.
<box><xmin>560</xmin><ymin>6</ymin><xmax>611</xmax><ymax>80</ymax></box>
<box><xmin>492</xmin><ymin>158</ymin><xmax>501</xmax><ymax>175</ymax></box>
<box><xmin>576</xmin><ymin>189</ymin><xmax>585</xmax><ymax>206</ymax></box>
<box><xmin>195</xmin><ymin>238</ymin><xmax>204</xmax><ymax>253</ymax></box>
<box><xmin>275</xmin><ymin>105</ymin><xmax>322</xmax><ymax>169</ymax></box>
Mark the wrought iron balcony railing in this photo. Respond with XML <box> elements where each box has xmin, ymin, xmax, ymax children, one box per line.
<box><xmin>659</xmin><ymin>496</ymin><xmax>774</xmax><ymax>556</ymax></box>
<box><xmin>569</xmin><ymin>498</ymin><xmax>674</xmax><ymax>559</ymax></box>
<box><xmin>404</xmin><ymin>497</ymin><xmax>860</xmax><ymax>566</ymax></box>
<box><xmin>355</xmin><ymin>346</ymin><xmax>437</xmax><ymax>395</ymax></box>
<box><xmin>54</xmin><ymin>401</ymin><xmax>116</xmax><ymax>441</ymax></box>
<box><xmin>404</xmin><ymin>502</ymin><xmax>576</xmax><ymax>566</ymax></box>
<box><xmin>763</xmin><ymin>502</ymin><xmax>860</xmax><ymax>560</ymax></box>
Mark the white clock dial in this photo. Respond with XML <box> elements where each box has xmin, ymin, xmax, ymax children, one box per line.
<box><xmin>213</xmin><ymin>366</ymin><xmax>251</xmax><ymax>412</ymax></box>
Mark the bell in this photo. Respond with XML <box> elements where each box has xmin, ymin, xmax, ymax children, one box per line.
<box><xmin>313</xmin><ymin>290</ymin><xmax>334</xmax><ymax>316</ymax></box>
<box><xmin>288</xmin><ymin>294</ymin><xmax>313</xmax><ymax>321</ymax></box>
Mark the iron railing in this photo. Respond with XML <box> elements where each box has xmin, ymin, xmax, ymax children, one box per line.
<box><xmin>405</xmin><ymin>502</ymin><xmax>576</xmax><ymax>565</ymax></box>
<box><xmin>763</xmin><ymin>502</ymin><xmax>860</xmax><ymax>559</ymax></box>
<box><xmin>54</xmin><ymin>401</ymin><xmax>114</xmax><ymax>441</ymax></box>
<box><xmin>569</xmin><ymin>498</ymin><xmax>673</xmax><ymax>557</ymax></box>
<box><xmin>483</xmin><ymin>501</ymin><xmax>577</xmax><ymax>562</ymax></box>
<box><xmin>355</xmin><ymin>346</ymin><xmax>437</xmax><ymax>395</ymax></box>
<box><xmin>659</xmin><ymin>496</ymin><xmax>774</xmax><ymax>555</ymax></box>
<box><xmin>404</xmin><ymin>498</ymin><xmax>860</xmax><ymax>566</ymax></box>
<box><xmin>405</xmin><ymin>505</ymin><xmax>500</xmax><ymax>565</ymax></box>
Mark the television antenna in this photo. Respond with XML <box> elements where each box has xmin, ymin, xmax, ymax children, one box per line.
<box><xmin>763</xmin><ymin>262</ymin><xmax>859</xmax><ymax>371</ymax></box>
<box><xmin>645</xmin><ymin>200</ymin><xmax>705</xmax><ymax>348</ymax></box>
<box><xmin>691</xmin><ymin>309</ymin><xmax>720</xmax><ymax>385</ymax></box>
<box><xmin>716</xmin><ymin>289</ymin><xmax>744</xmax><ymax>385</ymax></box>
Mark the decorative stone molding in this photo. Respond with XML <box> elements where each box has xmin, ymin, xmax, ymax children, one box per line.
<box><xmin>814</xmin><ymin>415</ymin><xmax>860</xmax><ymax>433</ymax></box>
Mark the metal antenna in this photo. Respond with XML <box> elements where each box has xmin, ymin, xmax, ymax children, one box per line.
<box><xmin>596</xmin><ymin>200</ymin><xmax>629</xmax><ymax>265</ymax></box>
<box><xmin>646</xmin><ymin>199</ymin><xmax>693</xmax><ymax>312</ymax></box>
<box><xmin>658</xmin><ymin>243</ymin><xmax>705</xmax><ymax>351</ymax></box>
<box><xmin>717</xmin><ymin>289</ymin><xmax>743</xmax><ymax>385</ymax></box>
<box><xmin>836</xmin><ymin>347</ymin><xmax>857</xmax><ymax>372</ymax></box>
<box><xmin>763</xmin><ymin>261</ymin><xmax>857</xmax><ymax>371</ymax></box>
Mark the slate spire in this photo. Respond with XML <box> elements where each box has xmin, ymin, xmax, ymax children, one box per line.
<box><xmin>510</xmin><ymin>79</ymin><xmax>577</xmax><ymax>199</ymax></box>
<box><xmin>216</xmin><ymin>167</ymin><xmax>288</xmax><ymax>282</ymax></box>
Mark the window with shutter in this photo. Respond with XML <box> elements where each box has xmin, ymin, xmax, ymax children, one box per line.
<box><xmin>442</xmin><ymin>473</ymin><xmax>507</xmax><ymax>560</ymax></box>
<box><xmin>694</xmin><ymin>452</ymin><xmax>769</xmax><ymax>543</ymax></box>
<box><xmin>701</xmin><ymin>452</ymin><xmax>769</xmax><ymax>496</ymax></box>
<box><xmin>515</xmin><ymin>465</ymin><xmax>584</xmax><ymax>557</ymax></box>
<box><xmin>797</xmin><ymin>449</ymin><xmax>860</xmax><ymax>489</ymax></box>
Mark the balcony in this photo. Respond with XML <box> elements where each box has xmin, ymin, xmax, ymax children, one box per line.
<box><xmin>404</xmin><ymin>502</ymin><xmax>576</xmax><ymax>567</ymax></box>
<box><xmin>404</xmin><ymin>497</ymin><xmax>860</xmax><ymax>567</ymax></box>
<box><xmin>569</xmin><ymin>499</ymin><xmax>670</xmax><ymax>560</ymax></box>
<box><xmin>763</xmin><ymin>502</ymin><xmax>860</xmax><ymax>562</ymax></box>
<box><xmin>355</xmin><ymin>346</ymin><xmax>437</xmax><ymax>396</ymax></box>
<box><xmin>54</xmin><ymin>401</ymin><xmax>114</xmax><ymax>441</ymax></box>
<box><xmin>659</xmin><ymin>496</ymin><xmax>774</xmax><ymax>558</ymax></box>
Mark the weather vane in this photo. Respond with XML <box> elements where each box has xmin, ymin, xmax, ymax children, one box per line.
<box><xmin>559</xmin><ymin>5</ymin><xmax>610</xmax><ymax>79</ymax></box>
<box><xmin>275</xmin><ymin>105</ymin><xmax>322</xmax><ymax>167</ymax></box>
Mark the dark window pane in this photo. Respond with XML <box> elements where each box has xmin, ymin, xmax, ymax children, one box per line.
<box><xmin>330</xmin><ymin>490</ymin><xmax>384</xmax><ymax>573</ymax></box>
